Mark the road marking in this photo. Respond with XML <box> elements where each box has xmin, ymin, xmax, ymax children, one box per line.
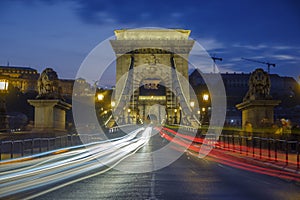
<box><xmin>147</xmin><ymin>129</ymin><xmax>158</xmax><ymax>200</ymax></box>
<box><xmin>148</xmin><ymin>173</ymin><xmax>158</xmax><ymax>200</ymax></box>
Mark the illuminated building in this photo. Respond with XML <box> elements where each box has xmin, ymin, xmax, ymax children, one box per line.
<box><xmin>0</xmin><ymin>65</ymin><xmax>39</xmax><ymax>92</ymax></box>
<box><xmin>189</xmin><ymin>69</ymin><xmax>300</xmax><ymax>126</ymax></box>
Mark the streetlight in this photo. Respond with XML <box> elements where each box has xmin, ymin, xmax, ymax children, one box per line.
<box><xmin>111</xmin><ymin>101</ymin><xmax>116</xmax><ymax>108</ymax></box>
<box><xmin>127</xmin><ymin>108</ymin><xmax>131</xmax><ymax>124</ymax></box>
<box><xmin>174</xmin><ymin>108</ymin><xmax>178</xmax><ymax>124</ymax></box>
<box><xmin>203</xmin><ymin>93</ymin><xmax>209</xmax><ymax>101</ymax></box>
<box><xmin>197</xmin><ymin>110</ymin><xmax>201</xmax><ymax>124</ymax></box>
<box><xmin>201</xmin><ymin>93</ymin><xmax>210</xmax><ymax>126</ymax></box>
<box><xmin>0</xmin><ymin>79</ymin><xmax>9</xmax><ymax>131</ymax></box>
<box><xmin>190</xmin><ymin>101</ymin><xmax>195</xmax><ymax>108</ymax></box>
<box><xmin>97</xmin><ymin>93</ymin><xmax>104</xmax><ymax>101</ymax></box>
<box><xmin>96</xmin><ymin>93</ymin><xmax>104</xmax><ymax>118</ymax></box>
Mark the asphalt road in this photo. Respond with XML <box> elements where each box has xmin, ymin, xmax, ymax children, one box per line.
<box><xmin>35</xmin><ymin>131</ymin><xmax>300</xmax><ymax>200</ymax></box>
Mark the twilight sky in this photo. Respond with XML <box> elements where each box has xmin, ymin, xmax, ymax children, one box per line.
<box><xmin>0</xmin><ymin>0</ymin><xmax>300</xmax><ymax>84</ymax></box>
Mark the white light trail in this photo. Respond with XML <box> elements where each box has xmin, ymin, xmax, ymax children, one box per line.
<box><xmin>0</xmin><ymin>127</ymin><xmax>152</xmax><ymax>199</ymax></box>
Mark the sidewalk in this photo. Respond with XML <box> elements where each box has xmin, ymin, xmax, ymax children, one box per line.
<box><xmin>160</xmin><ymin>127</ymin><xmax>300</xmax><ymax>176</ymax></box>
<box><xmin>212</xmin><ymin>146</ymin><xmax>300</xmax><ymax>174</ymax></box>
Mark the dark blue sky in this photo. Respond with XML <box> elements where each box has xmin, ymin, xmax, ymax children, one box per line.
<box><xmin>0</xmin><ymin>0</ymin><xmax>299</xmax><ymax>82</ymax></box>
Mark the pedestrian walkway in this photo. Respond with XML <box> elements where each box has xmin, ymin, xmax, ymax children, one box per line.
<box><xmin>213</xmin><ymin>145</ymin><xmax>300</xmax><ymax>174</ymax></box>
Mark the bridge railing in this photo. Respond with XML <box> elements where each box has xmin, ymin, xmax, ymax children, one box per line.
<box><xmin>169</xmin><ymin>124</ymin><xmax>198</xmax><ymax>133</ymax></box>
<box><xmin>217</xmin><ymin>134</ymin><xmax>300</xmax><ymax>168</ymax></box>
<box><xmin>165</xmin><ymin>125</ymin><xmax>300</xmax><ymax>168</ymax></box>
<box><xmin>0</xmin><ymin>134</ymin><xmax>101</xmax><ymax>161</ymax></box>
<box><xmin>108</xmin><ymin>124</ymin><xmax>142</xmax><ymax>133</ymax></box>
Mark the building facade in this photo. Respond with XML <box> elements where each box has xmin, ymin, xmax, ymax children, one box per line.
<box><xmin>189</xmin><ymin>69</ymin><xmax>300</xmax><ymax>126</ymax></box>
<box><xmin>0</xmin><ymin>66</ymin><xmax>39</xmax><ymax>92</ymax></box>
<box><xmin>0</xmin><ymin>65</ymin><xmax>75</xmax><ymax>97</ymax></box>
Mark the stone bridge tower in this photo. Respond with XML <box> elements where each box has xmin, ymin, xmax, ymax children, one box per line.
<box><xmin>110</xmin><ymin>29</ymin><xmax>195</xmax><ymax>125</ymax></box>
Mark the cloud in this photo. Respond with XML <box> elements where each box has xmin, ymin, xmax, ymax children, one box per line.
<box><xmin>272</xmin><ymin>45</ymin><xmax>300</xmax><ymax>50</ymax></box>
<box><xmin>1</xmin><ymin>0</ymin><xmax>299</xmax><ymax>81</ymax></box>
<box><xmin>232</xmin><ymin>43</ymin><xmax>268</xmax><ymax>50</ymax></box>
<box><xmin>195</xmin><ymin>37</ymin><xmax>224</xmax><ymax>51</ymax></box>
<box><xmin>71</xmin><ymin>0</ymin><xmax>190</xmax><ymax>27</ymax></box>
<box><xmin>233</xmin><ymin>43</ymin><xmax>300</xmax><ymax>53</ymax></box>
<box><xmin>271</xmin><ymin>54</ymin><xmax>297</xmax><ymax>60</ymax></box>
<box><xmin>230</xmin><ymin>56</ymin><xmax>269</xmax><ymax>63</ymax></box>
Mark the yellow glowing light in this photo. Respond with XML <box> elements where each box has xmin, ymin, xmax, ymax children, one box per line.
<box><xmin>111</xmin><ymin>101</ymin><xmax>116</xmax><ymax>107</ymax></box>
<box><xmin>190</xmin><ymin>101</ymin><xmax>195</xmax><ymax>108</ymax></box>
<box><xmin>202</xmin><ymin>107</ymin><xmax>206</xmax><ymax>112</ymax></box>
<box><xmin>97</xmin><ymin>94</ymin><xmax>104</xmax><ymax>101</ymax></box>
<box><xmin>203</xmin><ymin>94</ymin><xmax>209</xmax><ymax>101</ymax></box>
<box><xmin>0</xmin><ymin>80</ymin><xmax>8</xmax><ymax>91</ymax></box>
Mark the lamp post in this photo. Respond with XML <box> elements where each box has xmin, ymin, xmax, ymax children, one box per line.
<box><xmin>96</xmin><ymin>92</ymin><xmax>104</xmax><ymax>123</ymax></box>
<box><xmin>179</xmin><ymin>106</ymin><xmax>182</xmax><ymax>124</ymax></box>
<box><xmin>96</xmin><ymin>92</ymin><xmax>104</xmax><ymax>110</ymax></box>
<box><xmin>188</xmin><ymin>101</ymin><xmax>195</xmax><ymax>126</ymax></box>
<box><xmin>0</xmin><ymin>79</ymin><xmax>9</xmax><ymax>131</ymax></box>
<box><xmin>174</xmin><ymin>108</ymin><xmax>178</xmax><ymax>124</ymax></box>
<box><xmin>197</xmin><ymin>110</ymin><xmax>201</xmax><ymax>122</ymax></box>
<box><xmin>127</xmin><ymin>108</ymin><xmax>131</xmax><ymax>124</ymax></box>
<box><xmin>202</xmin><ymin>93</ymin><xmax>209</xmax><ymax>125</ymax></box>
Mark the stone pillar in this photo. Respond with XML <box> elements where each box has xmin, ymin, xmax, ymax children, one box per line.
<box><xmin>236</xmin><ymin>100</ymin><xmax>280</xmax><ymax>129</ymax></box>
<box><xmin>236</xmin><ymin>68</ymin><xmax>281</xmax><ymax>129</ymax></box>
<box><xmin>28</xmin><ymin>99</ymin><xmax>71</xmax><ymax>132</ymax></box>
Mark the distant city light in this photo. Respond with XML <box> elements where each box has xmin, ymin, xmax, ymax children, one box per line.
<box><xmin>0</xmin><ymin>79</ymin><xmax>8</xmax><ymax>91</ymax></box>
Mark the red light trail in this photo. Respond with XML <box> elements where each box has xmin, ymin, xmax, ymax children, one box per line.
<box><xmin>156</xmin><ymin>127</ymin><xmax>300</xmax><ymax>182</ymax></box>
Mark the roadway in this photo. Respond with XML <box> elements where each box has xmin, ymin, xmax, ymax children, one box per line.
<box><xmin>0</xmin><ymin>127</ymin><xmax>150</xmax><ymax>199</ymax></box>
<box><xmin>34</xmin><ymin>127</ymin><xmax>300</xmax><ymax>200</ymax></box>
